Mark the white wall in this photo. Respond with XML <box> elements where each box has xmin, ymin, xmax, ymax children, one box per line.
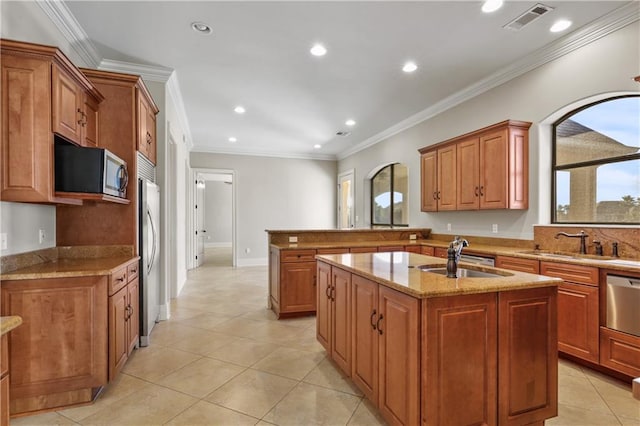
<box><xmin>339</xmin><ymin>21</ymin><xmax>640</xmax><ymax>240</ymax></box>
<box><xmin>204</xmin><ymin>182</ymin><xmax>232</xmax><ymax>247</ymax></box>
<box><xmin>0</xmin><ymin>1</ymin><xmax>93</xmax><ymax>255</ymax></box>
<box><xmin>190</xmin><ymin>153</ymin><xmax>337</xmax><ymax>265</ymax></box>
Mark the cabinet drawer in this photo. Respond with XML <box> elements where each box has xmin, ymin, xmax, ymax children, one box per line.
<box><xmin>495</xmin><ymin>256</ymin><xmax>540</xmax><ymax>274</ymax></box>
<box><xmin>350</xmin><ymin>247</ymin><xmax>377</xmax><ymax>253</ymax></box>
<box><xmin>109</xmin><ymin>267</ymin><xmax>128</xmax><ymax>295</ymax></box>
<box><xmin>127</xmin><ymin>262</ymin><xmax>139</xmax><ymax>283</ymax></box>
<box><xmin>420</xmin><ymin>246</ymin><xmax>435</xmax><ymax>256</ymax></box>
<box><xmin>281</xmin><ymin>249</ymin><xmax>317</xmax><ymax>262</ymax></box>
<box><xmin>600</xmin><ymin>327</ymin><xmax>640</xmax><ymax>377</ymax></box>
<box><xmin>540</xmin><ymin>262</ymin><xmax>599</xmax><ymax>286</ymax></box>
<box><xmin>434</xmin><ymin>247</ymin><xmax>449</xmax><ymax>259</ymax></box>
<box><xmin>1</xmin><ymin>334</ymin><xmax>7</xmax><ymax>377</ymax></box>
<box><xmin>378</xmin><ymin>245</ymin><xmax>404</xmax><ymax>252</ymax></box>
<box><xmin>317</xmin><ymin>248</ymin><xmax>350</xmax><ymax>255</ymax></box>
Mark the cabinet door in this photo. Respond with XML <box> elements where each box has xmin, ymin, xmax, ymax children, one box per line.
<box><xmin>332</xmin><ymin>267</ymin><xmax>351</xmax><ymax>376</ymax></box>
<box><xmin>351</xmin><ymin>275</ymin><xmax>379</xmax><ymax>402</ymax></box>
<box><xmin>2</xmin><ymin>276</ymin><xmax>108</xmax><ymax>398</ymax></box>
<box><xmin>434</xmin><ymin>247</ymin><xmax>449</xmax><ymax>259</ymax></box>
<box><xmin>456</xmin><ymin>138</ymin><xmax>480</xmax><ymax>210</ymax></box>
<box><xmin>557</xmin><ymin>281</ymin><xmax>599</xmax><ymax>362</ymax></box>
<box><xmin>498</xmin><ymin>287</ymin><xmax>557</xmax><ymax>425</ymax></box>
<box><xmin>82</xmin><ymin>94</ymin><xmax>100</xmax><ymax>147</ymax></box>
<box><xmin>269</xmin><ymin>249</ymin><xmax>280</xmax><ymax>312</ymax></box>
<box><xmin>0</xmin><ymin>374</ymin><xmax>8</xmax><ymax>426</ymax></box>
<box><xmin>280</xmin><ymin>261</ymin><xmax>317</xmax><ymax>313</ymax></box>
<box><xmin>127</xmin><ymin>278</ymin><xmax>140</xmax><ymax>355</ymax></box>
<box><xmin>109</xmin><ymin>286</ymin><xmax>128</xmax><ymax>381</ymax></box>
<box><xmin>146</xmin><ymin>107</ymin><xmax>157</xmax><ymax>164</ymax></box>
<box><xmin>378</xmin><ymin>286</ymin><xmax>420</xmax><ymax>426</ymax></box>
<box><xmin>420</xmin><ymin>246</ymin><xmax>435</xmax><ymax>256</ymax></box>
<box><xmin>1</xmin><ymin>55</ymin><xmax>53</xmax><ymax>202</ymax></box>
<box><xmin>437</xmin><ymin>145</ymin><xmax>457</xmax><ymax>210</ymax></box>
<box><xmin>420</xmin><ymin>151</ymin><xmax>438</xmax><ymax>212</ymax></box>
<box><xmin>424</xmin><ymin>293</ymin><xmax>497</xmax><ymax>426</ymax></box>
<box><xmin>137</xmin><ymin>92</ymin><xmax>150</xmax><ymax>158</ymax></box>
<box><xmin>52</xmin><ymin>64</ymin><xmax>82</xmax><ymax>144</ymax></box>
<box><xmin>479</xmin><ymin>128</ymin><xmax>508</xmax><ymax>209</ymax></box>
<box><xmin>316</xmin><ymin>261</ymin><xmax>332</xmax><ymax>352</ymax></box>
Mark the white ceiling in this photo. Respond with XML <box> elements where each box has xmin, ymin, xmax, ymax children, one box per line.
<box><xmin>61</xmin><ymin>1</ymin><xmax>633</xmax><ymax>160</ymax></box>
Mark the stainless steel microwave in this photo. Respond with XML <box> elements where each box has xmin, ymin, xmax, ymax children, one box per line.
<box><xmin>55</xmin><ymin>144</ymin><xmax>128</xmax><ymax>198</ymax></box>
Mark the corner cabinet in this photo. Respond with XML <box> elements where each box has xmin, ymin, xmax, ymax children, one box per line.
<box><xmin>419</xmin><ymin>120</ymin><xmax>531</xmax><ymax>212</ymax></box>
<box><xmin>1</xmin><ymin>39</ymin><xmax>103</xmax><ymax>205</ymax></box>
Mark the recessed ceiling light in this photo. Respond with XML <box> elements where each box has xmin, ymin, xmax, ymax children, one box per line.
<box><xmin>313</xmin><ymin>144</ymin><xmax>322</xmax><ymax>149</ymax></box>
<box><xmin>228</xmin><ymin>137</ymin><xmax>237</xmax><ymax>143</ymax></box>
<box><xmin>550</xmin><ymin>19</ymin><xmax>572</xmax><ymax>32</ymax></box>
<box><xmin>402</xmin><ymin>61</ymin><xmax>418</xmax><ymax>73</ymax></box>
<box><xmin>310</xmin><ymin>43</ymin><xmax>327</xmax><ymax>57</ymax></box>
<box><xmin>481</xmin><ymin>0</ymin><xmax>503</xmax><ymax>13</ymax></box>
<box><xmin>191</xmin><ymin>22</ymin><xmax>212</xmax><ymax>35</ymax></box>
<box><xmin>345</xmin><ymin>119</ymin><xmax>356</xmax><ymax>127</ymax></box>
<box><xmin>234</xmin><ymin>106</ymin><xmax>246</xmax><ymax>114</ymax></box>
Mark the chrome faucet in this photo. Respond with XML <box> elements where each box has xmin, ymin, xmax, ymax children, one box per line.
<box><xmin>554</xmin><ymin>230</ymin><xmax>588</xmax><ymax>254</ymax></box>
<box><xmin>446</xmin><ymin>236</ymin><xmax>469</xmax><ymax>278</ymax></box>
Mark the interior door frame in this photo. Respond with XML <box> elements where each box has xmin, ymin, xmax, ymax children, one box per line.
<box><xmin>338</xmin><ymin>169</ymin><xmax>356</xmax><ymax>229</ymax></box>
<box><xmin>188</xmin><ymin>167</ymin><xmax>237</xmax><ymax>268</ymax></box>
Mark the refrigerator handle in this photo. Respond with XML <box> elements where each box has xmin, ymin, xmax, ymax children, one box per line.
<box><xmin>147</xmin><ymin>208</ymin><xmax>158</xmax><ymax>274</ymax></box>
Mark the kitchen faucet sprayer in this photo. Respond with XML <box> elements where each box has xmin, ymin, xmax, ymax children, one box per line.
<box><xmin>446</xmin><ymin>236</ymin><xmax>469</xmax><ymax>278</ymax></box>
<box><xmin>554</xmin><ymin>230</ymin><xmax>588</xmax><ymax>254</ymax></box>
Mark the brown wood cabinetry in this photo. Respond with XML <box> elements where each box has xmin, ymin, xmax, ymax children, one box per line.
<box><xmin>599</xmin><ymin>327</ymin><xmax>640</xmax><ymax>377</ymax></box>
<box><xmin>137</xmin><ymin>90</ymin><xmax>158</xmax><ymax>164</ymax></box>
<box><xmin>316</xmin><ymin>263</ymin><xmax>351</xmax><ymax>376</ymax></box>
<box><xmin>108</xmin><ymin>260</ymin><xmax>140</xmax><ymax>380</ymax></box>
<box><xmin>1</xmin><ymin>334</ymin><xmax>8</xmax><ymax>426</ymax></box>
<box><xmin>270</xmin><ymin>248</ymin><xmax>317</xmax><ymax>318</ymax></box>
<box><xmin>541</xmin><ymin>261</ymin><xmax>599</xmax><ymax>362</ymax></box>
<box><xmin>403</xmin><ymin>245</ymin><xmax>421</xmax><ymax>253</ymax></box>
<box><xmin>420</xmin><ymin>246</ymin><xmax>435</xmax><ymax>256</ymax></box>
<box><xmin>495</xmin><ymin>255</ymin><xmax>540</xmax><ymax>274</ymax></box>
<box><xmin>350</xmin><ymin>246</ymin><xmax>378</xmax><ymax>253</ymax></box>
<box><xmin>57</xmin><ymin>69</ymin><xmax>158</xmax><ymax>247</ymax></box>
<box><xmin>419</xmin><ymin>120</ymin><xmax>530</xmax><ymax>212</ymax></box>
<box><xmin>351</xmin><ymin>274</ymin><xmax>420</xmax><ymax>426</ymax></box>
<box><xmin>1</xmin><ymin>275</ymin><xmax>108</xmax><ymax>415</ymax></box>
<box><xmin>433</xmin><ymin>247</ymin><xmax>449</xmax><ymax>258</ymax></box>
<box><xmin>1</xmin><ymin>39</ymin><xmax>103</xmax><ymax>205</ymax></box>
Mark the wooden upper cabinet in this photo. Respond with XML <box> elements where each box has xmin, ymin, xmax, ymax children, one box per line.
<box><xmin>137</xmin><ymin>89</ymin><xmax>158</xmax><ymax>165</ymax></box>
<box><xmin>1</xmin><ymin>39</ymin><xmax>102</xmax><ymax>205</ymax></box>
<box><xmin>420</xmin><ymin>150</ymin><xmax>437</xmax><ymax>212</ymax></box>
<box><xmin>419</xmin><ymin>120</ymin><xmax>531</xmax><ymax>212</ymax></box>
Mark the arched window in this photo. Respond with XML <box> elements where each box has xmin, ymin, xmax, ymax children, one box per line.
<box><xmin>371</xmin><ymin>163</ymin><xmax>409</xmax><ymax>227</ymax></box>
<box><xmin>553</xmin><ymin>96</ymin><xmax>640</xmax><ymax>224</ymax></box>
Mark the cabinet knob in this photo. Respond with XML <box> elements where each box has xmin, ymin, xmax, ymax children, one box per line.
<box><xmin>475</xmin><ymin>186</ymin><xmax>479</xmax><ymax>197</ymax></box>
<box><xmin>479</xmin><ymin>186</ymin><xmax>484</xmax><ymax>196</ymax></box>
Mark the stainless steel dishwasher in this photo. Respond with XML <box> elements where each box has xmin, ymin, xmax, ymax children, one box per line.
<box><xmin>606</xmin><ymin>274</ymin><xmax>640</xmax><ymax>337</ymax></box>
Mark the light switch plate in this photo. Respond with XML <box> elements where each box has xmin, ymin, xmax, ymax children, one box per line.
<box><xmin>0</xmin><ymin>233</ymin><xmax>7</xmax><ymax>250</ymax></box>
<box><xmin>409</xmin><ymin>234</ymin><xmax>417</xmax><ymax>240</ymax></box>
<box><xmin>447</xmin><ymin>223</ymin><xmax>452</xmax><ymax>231</ymax></box>
<box><xmin>492</xmin><ymin>224</ymin><xmax>498</xmax><ymax>233</ymax></box>
<box><xmin>289</xmin><ymin>236</ymin><xmax>298</xmax><ymax>243</ymax></box>
<box><xmin>39</xmin><ymin>229</ymin><xmax>46</xmax><ymax>244</ymax></box>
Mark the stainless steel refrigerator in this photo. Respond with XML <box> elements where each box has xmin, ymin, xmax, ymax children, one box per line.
<box><xmin>139</xmin><ymin>179</ymin><xmax>160</xmax><ymax>347</ymax></box>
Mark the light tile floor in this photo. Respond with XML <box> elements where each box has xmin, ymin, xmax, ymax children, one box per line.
<box><xmin>12</xmin><ymin>248</ymin><xmax>640</xmax><ymax>425</ymax></box>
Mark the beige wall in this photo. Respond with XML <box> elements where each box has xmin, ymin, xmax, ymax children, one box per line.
<box><xmin>338</xmin><ymin>21</ymin><xmax>640</xmax><ymax>240</ymax></box>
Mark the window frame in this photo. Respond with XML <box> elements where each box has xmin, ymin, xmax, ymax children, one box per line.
<box><xmin>551</xmin><ymin>95</ymin><xmax>640</xmax><ymax>224</ymax></box>
<box><xmin>370</xmin><ymin>163</ymin><xmax>409</xmax><ymax>228</ymax></box>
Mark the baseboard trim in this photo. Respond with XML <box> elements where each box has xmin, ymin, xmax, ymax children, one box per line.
<box><xmin>236</xmin><ymin>257</ymin><xmax>268</xmax><ymax>267</ymax></box>
<box><xmin>205</xmin><ymin>242</ymin><xmax>232</xmax><ymax>248</ymax></box>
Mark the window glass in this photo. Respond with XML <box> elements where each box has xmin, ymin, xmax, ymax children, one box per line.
<box><xmin>553</xmin><ymin>96</ymin><xmax>640</xmax><ymax>224</ymax></box>
<box><xmin>371</xmin><ymin>163</ymin><xmax>409</xmax><ymax>227</ymax></box>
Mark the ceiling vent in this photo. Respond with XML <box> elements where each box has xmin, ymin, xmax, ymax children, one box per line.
<box><xmin>336</xmin><ymin>131</ymin><xmax>351</xmax><ymax>137</ymax></box>
<box><xmin>503</xmin><ymin>3</ymin><xmax>554</xmax><ymax>31</ymax></box>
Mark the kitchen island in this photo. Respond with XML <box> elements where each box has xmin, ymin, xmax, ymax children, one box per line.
<box><xmin>316</xmin><ymin>252</ymin><xmax>562</xmax><ymax>426</ymax></box>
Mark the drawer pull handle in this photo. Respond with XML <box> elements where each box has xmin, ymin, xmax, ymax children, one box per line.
<box><xmin>130</xmin><ymin>268</ymin><xmax>137</xmax><ymax>274</ymax></box>
<box><xmin>376</xmin><ymin>314</ymin><xmax>384</xmax><ymax>335</ymax></box>
<box><xmin>116</xmin><ymin>277</ymin><xmax>125</xmax><ymax>282</ymax></box>
<box><xmin>370</xmin><ymin>309</ymin><xmax>377</xmax><ymax>330</ymax></box>
<box><xmin>326</xmin><ymin>285</ymin><xmax>331</xmax><ymax>299</ymax></box>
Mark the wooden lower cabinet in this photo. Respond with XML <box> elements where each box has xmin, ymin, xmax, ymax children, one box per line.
<box><xmin>1</xmin><ymin>334</ymin><xmax>8</xmax><ymax>426</ymax></box>
<box><xmin>1</xmin><ymin>276</ymin><xmax>108</xmax><ymax>415</ymax></box>
<box><xmin>270</xmin><ymin>248</ymin><xmax>317</xmax><ymax>318</ymax></box>
<box><xmin>599</xmin><ymin>327</ymin><xmax>640</xmax><ymax>377</ymax></box>
<box><xmin>316</xmin><ymin>263</ymin><xmax>351</xmax><ymax>376</ymax></box>
<box><xmin>495</xmin><ymin>255</ymin><xmax>540</xmax><ymax>274</ymax></box>
<box><xmin>108</xmin><ymin>265</ymin><xmax>139</xmax><ymax>381</ymax></box>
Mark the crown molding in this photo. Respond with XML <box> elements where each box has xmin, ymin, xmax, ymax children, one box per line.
<box><xmin>98</xmin><ymin>59</ymin><xmax>173</xmax><ymax>82</ymax></box>
<box><xmin>36</xmin><ymin>0</ymin><xmax>101</xmax><ymax>67</ymax></box>
<box><xmin>337</xmin><ymin>2</ymin><xmax>640</xmax><ymax>160</ymax></box>
<box><xmin>166</xmin><ymin>72</ymin><xmax>194</xmax><ymax>151</ymax></box>
<box><xmin>190</xmin><ymin>145</ymin><xmax>337</xmax><ymax>162</ymax></box>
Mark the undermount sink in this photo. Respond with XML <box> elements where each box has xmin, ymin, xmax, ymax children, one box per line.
<box><xmin>417</xmin><ymin>266</ymin><xmax>512</xmax><ymax>278</ymax></box>
<box><xmin>518</xmin><ymin>251</ymin><xmax>580</xmax><ymax>260</ymax></box>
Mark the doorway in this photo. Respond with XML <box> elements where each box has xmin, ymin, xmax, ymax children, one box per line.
<box><xmin>191</xmin><ymin>169</ymin><xmax>236</xmax><ymax>268</ymax></box>
<box><xmin>338</xmin><ymin>170</ymin><xmax>355</xmax><ymax>229</ymax></box>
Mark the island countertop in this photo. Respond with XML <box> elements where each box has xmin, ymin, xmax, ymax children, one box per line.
<box><xmin>317</xmin><ymin>252</ymin><xmax>562</xmax><ymax>298</ymax></box>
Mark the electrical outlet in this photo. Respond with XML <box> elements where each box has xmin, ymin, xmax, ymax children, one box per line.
<box><xmin>288</xmin><ymin>236</ymin><xmax>298</xmax><ymax>243</ymax></box>
<box><xmin>409</xmin><ymin>234</ymin><xmax>417</xmax><ymax>240</ymax></box>
<box><xmin>355</xmin><ymin>215</ymin><xmax>359</xmax><ymax>222</ymax></box>
<box><xmin>39</xmin><ymin>229</ymin><xmax>46</xmax><ymax>244</ymax></box>
<box><xmin>0</xmin><ymin>233</ymin><xmax>7</xmax><ymax>250</ymax></box>
<box><xmin>245</xmin><ymin>247</ymin><xmax>251</xmax><ymax>254</ymax></box>
<box><xmin>447</xmin><ymin>223</ymin><xmax>452</xmax><ymax>231</ymax></box>
<box><xmin>492</xmin><ymin>224</ymin><xmax>498</xmax><ymax>233</ymax></box>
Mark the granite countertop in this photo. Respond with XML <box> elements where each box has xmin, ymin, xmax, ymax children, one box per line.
<box><xmin>0</xmin><ymin>256</ymin><xmax>139</xmax><ymax>281</ymax></box>
<box><xmin>273</xmin><ymin>240</ymin><xmax>640</xmax><ymax>274</ymax></box>
<box><xmin>1</xmin><ymin>316</ymin><xmax>22</xmax><ymax>335</ymax></box>
<box><xmin>317</xmin><ymin>252</ymin><xmax>563</xmax><ymax>299</ymax></box>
